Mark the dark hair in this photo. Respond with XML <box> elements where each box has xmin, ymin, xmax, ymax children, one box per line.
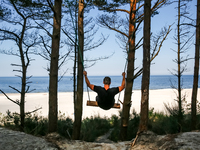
<box><xmin>103</xmin><ymin>76</ymin><xmax>111</xmax><ymax>85</ymax></box>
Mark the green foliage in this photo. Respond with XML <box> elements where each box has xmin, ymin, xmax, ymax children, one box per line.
<box><xmin>11</xmin><ymin>0</ymin><xmax>44</xmax><ymax>8</ymax></box>
<box><xmin>92</xmin><ymin>0</ymin><xmax>128</xmax><ymax>11</ymax></box>
<box><xmin>108</xmin><ymin>109</ymin><xmax>140</xmax><ymax>142</ymax></box>
<box><xmin>181</xmin><ymin>114</ymin><xmax>191</xmax><ymax>132</ymax></box>
<box><xmin>1</xmin><ymin>111</ymin><xmax>20</xmax><ymax>129</ymax></box>
<box><xmin>148</xmin><ymin>108</ymin><xmax>179</xmax><ymax>134</ymax></box>
<box><xmin>0</xmin><ymin>6</ymin><xmax>3</xmax><ymax>17</ymax></box>
<box><xmin>196</xmin><ymin>114</ymin><xmax>200</xmax><ymax>129</ymax></box>
<box><xmin>127</xmin><ymin>109</ymin><xmax>140</xmax><ymax>140</ymax></box>
<box><xmin>80</xmin><ymin>115</ymin><xmax>111</xmax><ymax>142</ymax></box>
<box><xmin>108</xmin><ymin>114</ymin><xmax>121</xmax><ymax>142</ymax></box>
<box><xmin>1</xmin><ymin>107</ymin><xmax>200</xmax><ymax>142</ymax></box>
<box><xmin>24</xmin><ymin>113</ymin><xmax>48</xmax><ymax>136</ymax></box>
<box><xmin>0</xmin><ymin>5</ymin><xmax>12</xmax><ymax>18</ymax></box>
<box><xmin>57</xmin><ymin>111</ymin><xmax>73</xmax><ymax>139</ymax></box>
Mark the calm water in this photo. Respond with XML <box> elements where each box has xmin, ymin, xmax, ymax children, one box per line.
<box><xmin>0</xmin><ymin>75</ymin><xmax>198</xmax><ymax>93</ymax></box>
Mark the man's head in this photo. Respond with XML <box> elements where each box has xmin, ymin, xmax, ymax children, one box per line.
<box><xmin>103</xmin><ymin>76</ymin><xmax>111</xmax><ymax>85</ymax></box>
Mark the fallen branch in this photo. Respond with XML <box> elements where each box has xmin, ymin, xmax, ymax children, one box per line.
<box><xmin>131</xmin><ymin>134</ymin><xmax>139</xmax><ymax>147</ymax></box>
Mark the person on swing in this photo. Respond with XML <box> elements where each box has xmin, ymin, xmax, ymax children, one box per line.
<box><xmin>83</xmin><ymin>71</ymin><xmax>126</xmax><ymax>110</ymax></box>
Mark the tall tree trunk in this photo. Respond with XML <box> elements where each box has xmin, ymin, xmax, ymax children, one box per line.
<box><xmin>73</xmin><ymin>10</ymin><xmax>78</xmax><ymax>119</ymax></box>
<box><xmin>20</xmin><ymin>66</ymin><xmax>26</xmax><ymax>130</ymax></box>
<box><xmin>72</xmin><ymin>0</ymin><xmax>84</xmax><ymax>140</ymax></box>
<box><xmin>120</xmin><ymin>0</ymin><xmax>136</xmax><ymax>141</ymax></box>
<box><xmin>19</xmin><ymin>18</ymin><xmax>27</xmax><ymax>130</ymax></box>
<box><xmin>191</xmin><ymin>0</ymin><xmax>200</xmax><ymax>130</ymax></box>
<box><xmin>177</xmin><ymin>0</ymin><xmax>183</xmax><ymax>127</ymax></box>
<box><xmin>48</xmin><ymin>0</ymin><xmax>62</xmax><ymax>133</ymax></box>
<box><xmin>138</xmin><ymin>0</ymin><xmax>151</xmax><ymax>133</ymax></box>
<box><xmin>19</xmin><ymin>50</ymin><xmax>26</xmax><ymax>130</ymax></box>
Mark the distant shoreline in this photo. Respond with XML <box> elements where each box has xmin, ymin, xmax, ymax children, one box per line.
<box><xmin>0</xmin><ymin>74</ymin><xmax>195</xmax><ymax>77</ymax></box>
<box><xmin>0</xmin><ymin>87</ymin><xmax>197</xmax><ymax>94</ymax></box>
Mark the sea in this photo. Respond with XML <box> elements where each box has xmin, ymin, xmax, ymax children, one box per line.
<box><xmin>0</xmin><ymin>75</ymin><xmax>198</xmax><ymax>93</ymax></box>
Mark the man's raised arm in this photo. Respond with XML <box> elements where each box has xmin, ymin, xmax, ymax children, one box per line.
<box><xmin>119</xmin><ymin>72</ymin><xmax>126</xmax><ymax>92</ymax></box>
<box><xmin>83</xmin><ymin>71</ymin><xmax>94</xmax><ymax>90</ymax></box>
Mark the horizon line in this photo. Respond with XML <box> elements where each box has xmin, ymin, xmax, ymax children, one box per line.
<box><xmin>0</xmin><ymin>74</ymin><xmax>194</xmax><ymax>77</ymax></box>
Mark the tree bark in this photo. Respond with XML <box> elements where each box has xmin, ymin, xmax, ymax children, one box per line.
<box><xmin>138</xmin><ymin>0</ymin><xmax>151</xmax><ymax>133</ymax></box>
<box><xmin>19</xmin><ymin>18</ymin><xmax>28</xmax><ymax>131</ymax></box>
<box><xmin>19</xmin><ymin>50</ymin><xmax>26</xmax><ymax>131</ymax></box>
<box><xmin>177</xmin><ymin>0</ymin><xmax>183</xmax><ymax>127</ymax></box>
<box><xmin>48</xmin><ymin>0</ymin><xmax>62</xmax><ymax>133</ymax></box>
<box><xmin>72</xmin><ymin>0</ymin><xmax>84</xmax><ymax>140</ymax></box>
<box><xmin>120</xmin><ymin>0</ymin><xmax>136</xmax><ymax>141</ymax></box>
<box><xmin>191</xmin><ymin>0</ymin><xmax>200</xmax><ymax>130</ymax></box>
<box><xmin>20</xmin><ymin>65</ymin><xmax>26</xmax><ymax>130</ymax></box>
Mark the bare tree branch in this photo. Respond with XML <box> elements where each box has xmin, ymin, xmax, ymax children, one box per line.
<box><xmin>0</xmin><ymin>89</ymin><xmax>20</xmax><ymax>105</ymax></box>
<box><xmin>134</xmin><ymin>25</ymin><xmax>172</xmax><ymax>79</ymax></box>
<box><xmin>151</xmin><ymin>25</ymin><xmax>172</xmax><ymax>61</ymax></box>
<box><xmin>9</xmin><ymin>86</ymin><xmax>21</xmax><ymax>93</ymax></box>
<box><xmin>25</xmin><ymin>107</ymin><xmax>42</xmax><ymax>115</ymax></box>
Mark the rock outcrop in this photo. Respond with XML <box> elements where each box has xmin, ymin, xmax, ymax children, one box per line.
<box><xmin>0</xmin><ymin>127</ymin><xmax>57</xmax><ymax>150</ymax></box>
<box><xmin>131</xmin><ymin>130</ymin><xmax>200</xmax><ymax>150</ymax></box>
<box><xmin>0</xmin><ymin>127</ymin><xmax>200</xmax><ymax>150</ymax></box>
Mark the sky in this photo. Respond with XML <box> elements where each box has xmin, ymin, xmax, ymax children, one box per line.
<box><xmin>0</xmin><ymin>0</ymin><xmax>197</xmax><ymax>77</ymax></box>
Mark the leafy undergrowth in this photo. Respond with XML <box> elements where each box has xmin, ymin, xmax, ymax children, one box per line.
<box><xmin>1</xmin><ymin>108</ymin><xmax>200</xmax><ymax>142</ymax></box>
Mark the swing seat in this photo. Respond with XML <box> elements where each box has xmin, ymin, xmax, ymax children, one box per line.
<box><xmin>86</xmin><ymin>101</ymin><xmax>121</xmax><ymax>109</ymax></box>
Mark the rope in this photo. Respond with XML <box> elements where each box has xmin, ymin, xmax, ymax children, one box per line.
<box><xmin>67</xmin><ymin>0</ymin><xmax>90</xmax><ymax>101</ymax></box>
<box><xmin>67</xmin><ymin>0</ymin><xmax>141</xmax><ymax>104</ymax></box>
<box><xmin>87</xmin><ymin>86</ymin><xmax>91</xmax><ymax>101</ymax></box>
<box><xmin>117</xmin><ymin>0</ymin><xmax>142</xmax><ymax>105</ymax></box>
<box><xmin>117</xmin><ymin>56</ymin><xmax>128</xmax><ymax>104</ymax></box>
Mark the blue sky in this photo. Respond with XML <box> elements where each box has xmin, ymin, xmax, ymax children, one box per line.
<box><xmin>0</xmin><ymin>0</ymin><xmax>197</xmax><ymax>77</ymax></box>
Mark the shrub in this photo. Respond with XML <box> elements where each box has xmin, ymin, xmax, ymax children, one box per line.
<box><xmin>1</xmin><ymin>105</ymin><xmax>200</xmax><ymax>143</ymax></box>
<box><xmin>109</xmin><ymin>109</ymin><xmax>140</xmax><ymax>142</ymax></box>
<box><xmin>81</xmin><ymin>115</ymin><xmax>111</xmax><ymax>142</ymax></box>
<box><xmin>148</xmin><ymin>110</ymin><xmax>179</xmax><ymax>135</ymax></box>
<box><xmin>127</xmin><ymin>109</ymin><xmax>140</xmax><ymax>140</ymax></box>
<box><xmin>24</xmin><ymin>113</ymin><xmax>48</xmax><ymax>136</ymax></box>
<box><xmin>57</xmin><ymin>112</ymin><xmax>73</xmax><ymax>139</ymax></box>
<box><xmin>2</xmin><ymin>110</ymin><xmax>21</xmax><ymax>130</ymax></box>
<box><xmin>108</xmin><ymin>114</ymin><xmax>121</xmax><ymax>142</ymax></box>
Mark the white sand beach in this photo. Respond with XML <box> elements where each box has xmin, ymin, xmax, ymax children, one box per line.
<box><xmin>0</xmin><ymin>88</ymin><xmax>199</xmax><ymax>119</ymax></box>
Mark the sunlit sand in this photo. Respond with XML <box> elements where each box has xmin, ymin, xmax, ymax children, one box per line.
<box><xmin>0</xmin><ymin>89</ymin><xmax>199</xmax><ymax>119</ymax></box>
